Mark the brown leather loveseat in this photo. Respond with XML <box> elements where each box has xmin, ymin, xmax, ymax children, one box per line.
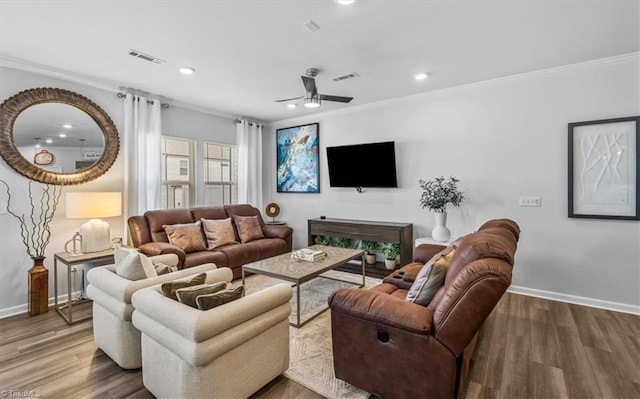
<box><xmin>328</xmin><ymin>218</ymin><xmax>520</xmax><ymax>399</ymax></box>
<box><xmin>128</xmin><ymin>204</ymin><xmax>293</xmax><ymax>279</ymax></box>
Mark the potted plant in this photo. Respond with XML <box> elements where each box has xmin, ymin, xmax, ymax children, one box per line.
<box><xmin>335</xmin><ymin>237</ymin><xmax>353</xmax><ymax>248</ymax></box>
<box><xmin>381</xmin><ymin>243</ymin><xmax>401</xmax><ymax>270</ymax></box>
<box><xmin>313</xmin><ymin>235</ymin><xmax>331</xmax><ymax>246</ymax></box>
<box><xmin>418</xmin><ymin>176</ymin><xmax>464</xmax><ymax>242</ymax></box>
<box><xmin>360</xmin><ymin>240</ymin><xmax>379</xmax><ymax>265</ymax></box>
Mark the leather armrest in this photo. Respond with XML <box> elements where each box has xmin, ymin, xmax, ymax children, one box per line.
<box><xmin>138</xmin><ymin>242</ymin><xmax>186</xmax><ymax>268</ymax></box>
<box><xmin>413</xmin><ymin>244</ymin><xmax>446</xmax><ymax>263</ymax></box>
<box><xmin>328</xmin><ymin>288</ymin><xmax>434</xmax><ymax>334</ymax></box>
<box><xmin>262</xmin><ymin>224</ymin><xmax>293</xmax><ymax>239</ymax></box>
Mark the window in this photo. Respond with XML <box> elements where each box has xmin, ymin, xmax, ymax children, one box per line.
<box><xmin>161</xmin><ymin>137</ymin><xmax>194</xmax><ymax>208</ymax></box>
<box><xmin>204</xmin><ymin>142</ymin><xmax>237</xmax><ymax>206</ymax></box>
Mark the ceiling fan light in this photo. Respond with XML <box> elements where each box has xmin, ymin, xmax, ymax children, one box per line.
<box><xmin>287</xmin><ymin>103</ymin><xmax>297</xmax><ymax>109</ymax></box>
<box><xmin>304</xmin><ymin>92</ymin><xmax>321</xmax><ymax>108</ymax></box>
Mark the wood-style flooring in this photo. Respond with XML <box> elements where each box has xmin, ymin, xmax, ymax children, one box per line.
<box><xmin>0</xmin><ymin>292</ymin><xmax>638</xmax><ymax>399</ymax></box>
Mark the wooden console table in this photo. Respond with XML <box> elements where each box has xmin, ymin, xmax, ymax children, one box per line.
<box><xmin>307</xmin><ymin>217</ymin><xmax>413</xmax><ymax>276</ymax></box>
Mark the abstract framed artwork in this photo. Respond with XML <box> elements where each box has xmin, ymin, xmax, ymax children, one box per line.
<box><xmin>276</xmin><ymin>122</ymin><xmax>320</xmax><ymax>193</ymax></box>
<box><xmin>568</xmin><ymin>116</ymin><xmax>639</xmax><ymax>220</ymax></box>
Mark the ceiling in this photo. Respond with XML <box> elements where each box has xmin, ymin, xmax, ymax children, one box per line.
<box><xmin>1</xmin><ymin>1</ymin><xmax>638</xmax><ymax>122</ymax></box>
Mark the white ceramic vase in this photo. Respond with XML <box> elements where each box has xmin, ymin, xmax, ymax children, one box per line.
<box><xmin>432</xmin><ymin>211</ymin><xmax>451</xmax><ymax>242</ymax></box>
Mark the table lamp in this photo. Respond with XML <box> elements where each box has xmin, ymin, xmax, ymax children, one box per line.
<box><xmin>66</xmin><ymin>192</ymin><xmax>122</xmax><ymax>253</ymax></box>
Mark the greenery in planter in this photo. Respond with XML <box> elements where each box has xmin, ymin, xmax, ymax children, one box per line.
<box><xmin>418</xmin><ymin>176</ymin><xmax>464</xmax><ymax>213</ymax></box>
<box><xmin>381</xmin><ymin>243</ymin><xmax>401</xmax><ymax>260</ymax></box>
<box><xmin>335</xmin><ymin>237</ymin><xmax>353</xmax><ymax>248</ymax></box>
<box><xmin>360</xmin><ymin>240</ymin><xmax>380</xmax><ymax>255</ymax></box>
<box><xmin>313</xmin><ymin>235</ymin><xmax>331</xmax><ymax>246</ymax></box>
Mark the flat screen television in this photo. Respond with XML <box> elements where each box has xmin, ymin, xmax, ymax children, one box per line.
<box><xmin>326</xmin><ymin>141</ymin><xmax>398</xmax><ymax>189</ymax></box>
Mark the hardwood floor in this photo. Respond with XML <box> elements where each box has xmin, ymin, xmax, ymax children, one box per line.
<box><xmin>0</xmin><ymin>293</ymin><xmax>638</xmax><ymax>398</ymax></box>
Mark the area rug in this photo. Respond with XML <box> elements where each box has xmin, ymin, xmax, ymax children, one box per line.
<box><xmin>244</xmin><ymin>270</ymin><xmax>381</xmax><ymax>399</ymax></box>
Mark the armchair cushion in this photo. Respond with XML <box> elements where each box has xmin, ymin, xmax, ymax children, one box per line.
<box><xmin>161</xmin><ymin>273</ymin><xmax>207</xmax><ymax>300</ymax></box>
<box><xmin>196</xmin><ymin>285</ymin><xmax>244</xmax><ymax>310</ymax></box>
<box><xmin>115</xmin><ymin>247</ymin><xmax>158</xmax><ymax>280</ymax></box>
<box><xmin>406</xmin><ymin>246</ymin><xmax>455</xmax><ymax>306</ymax></box>
<box><xmin>163</xmin><ymin>221</ymin><xmax>208</xmax><ymax>253</ymax></box>
<box><xmin>175</xmin><ymin>282</ymin><xmax>230</xmax><ymax>308</ymax></box>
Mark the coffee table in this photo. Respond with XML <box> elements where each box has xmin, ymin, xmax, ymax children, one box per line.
<box><xmin>242</xmin><ymin>245</ymin><xmax>365</xmax><ymax>328</ymax></box>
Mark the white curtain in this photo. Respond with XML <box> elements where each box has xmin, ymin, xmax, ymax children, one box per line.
<box><xmin>237</xmin><ymin>120</ymin><xmax>263</xmax><ymax>207</ymax></box>
<box><xmin>123</xmin><ymin>93</ymin><xmax>162</xmax><ymax>230</ymax></box>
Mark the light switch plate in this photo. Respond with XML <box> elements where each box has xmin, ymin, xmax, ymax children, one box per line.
<box><xmin>519</xmin><ymin>196</ymin><xmax>541</xmax><ymax>207</ymax></box>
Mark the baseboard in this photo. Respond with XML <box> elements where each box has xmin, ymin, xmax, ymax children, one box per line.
<box><xmin>508</xmin><ymin>285</ymin><xmax>640</xmax><ymax>315</ymax></box>
<box><xmin>0</xmin><ymin>290</ymin><xmax>84</xmax><ymax>319</ymax></box>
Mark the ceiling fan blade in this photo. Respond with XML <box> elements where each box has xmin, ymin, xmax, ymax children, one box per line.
<box><xmin>319</xmin><ymin>94</ymin><xmax>353</xmax><ymax>103</ymax></box>
<box><xmin>301</xmin><ymin>76</ymin><xmax>317</xmax><ymax>93</ymax></box>
<box><xmin>274</xmin><ymin>96</ymin><xmax>303</xmax><ymax>102</ymax></box>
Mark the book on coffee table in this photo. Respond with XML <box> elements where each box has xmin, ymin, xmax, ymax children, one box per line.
<box><xmin>291</xmin><ymin>248</ymin><xmax>326</xmax><ymax>262</ymax></box>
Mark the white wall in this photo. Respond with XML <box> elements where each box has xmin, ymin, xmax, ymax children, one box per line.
<box><xmin>265</xmin><ymin>54</ymin><xmax>640</xmax><ymax>313</ymax></box>
<box><xmin>0</xmin><ymin>67</ymin><xmax>237</xmax><ymax>317</ymax></box>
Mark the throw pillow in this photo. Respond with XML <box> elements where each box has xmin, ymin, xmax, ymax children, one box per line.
<box><xmin>161</xmin><ymin>272</ymin><xmax>207</xmax><ymax>300</ymax></box>
<box><xmin>196</xmin><ymin>285</ymin><xmax>245</xmax><ymax>311</ymax></box>
<box><xmin>163</xmin><ymin>221</ymin><xmax>208</xmax><ymax>253</ymax></box>
<box><xmin>232</xmin><ymin>215</ymin><xmax>265</xmax><ymax>243</ymax></box>
<box><xmin>114</xmin><ymin>247</ymin><xmax>158</xmax><ymax>280</ymax></box>
<box><xmin>405</xmin><ymin>253</ymin><xmax>451</xmax><ymax>306</ymax></box>
<box><xmin>152</xmin><ymin>259</ymin><xmax>176</xmax><ymax>276</ymax></box>
<box><xmin>201</xmin><ymin>218</ymin><xmax>238</xmax><ymax>249</ymax></box>
<box><xmin>175</xmin><ymin>281</ymin><xmax>231</xmax><ymax>308</ymax></box>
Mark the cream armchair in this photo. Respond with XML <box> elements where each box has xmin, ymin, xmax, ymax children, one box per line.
<box><xmin>131</xmin><ymin>276</ymin><xmax>293</xmax><ymax>399</ymax></box>
<box><xmin>86</xmin><ymin>254</ymin><xmax>226</xmax><ymax>369</ymax></box>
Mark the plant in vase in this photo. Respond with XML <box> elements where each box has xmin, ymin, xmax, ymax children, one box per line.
<box><xmin>313</xmin><ymin>235</ymin><xmax>332</xmax><ymax>246</ymax></box>
<box><xmin>418</xmin><ymin>176</ymin><xmax>464</xmax><ymax>242</ymax></box>
<box><xmin>381</xmin><ymin>243</ymin><xmax>401</xmax><ymax>270</ymax></box>
<box><xmin>360</xmin><ymin>240</ymin><xmax>380</xmax><ymax>265</ymax></box>
<box><xmin>0</xmin><ymin>180</ymin><xmax>62</xmax><ymax>315</ymax></box>
<box><xmin>335</xmin><ymin>237</ymin><xmax>353</xmax><ymax>248</ymax></box>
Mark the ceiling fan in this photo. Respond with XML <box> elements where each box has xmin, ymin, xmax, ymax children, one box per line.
<box><xmin>275</xmin><ymin>68</ymin><xmax>353</xmax><ymax>108</ymax></box>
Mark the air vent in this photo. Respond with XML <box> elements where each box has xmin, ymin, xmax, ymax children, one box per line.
<box><xmin>129</xmin><ymin>49</ymin><xmax>166</xmax><ymax>64</ymax></box>
<box><xmin>302</xmin><ymin>19</ymin><xmax>321</xmax><ymax>32</ymax></box>
<box><xmin>332</xmin><ymin>72</ymin><xmax>359</xmax><ymax>82</ymax></box>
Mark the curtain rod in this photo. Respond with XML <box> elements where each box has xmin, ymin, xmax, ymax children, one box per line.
<box><xmin>235</xmin><ymin>119</ymin><xmax>262</xmax><ymax>127</ymax></box>
<box><xmin>116</xmin><ymin>92</ymin><xmax>170</xmax><ymax>108</ymax></box>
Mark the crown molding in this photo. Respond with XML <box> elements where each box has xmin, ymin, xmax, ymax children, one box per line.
<box><xmin>0</xmin><ymin>55</ymin><xmax>241</xmax><ymax>121</ymax></box>
<box><xmin>271</xmin><ymin>51</ymin><xmax>640</xmax><ymax>127</ymax></box>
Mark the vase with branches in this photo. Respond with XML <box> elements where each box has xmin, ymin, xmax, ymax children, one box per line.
<box><xmin>418</xmin><ymin>176</ymin><xmax>464</xmax><ymax>242</ymax></box>
<box><xmin>0</xmin><ymin>180</ymin><xmax>62</xmax><ymax>315</ymax></box>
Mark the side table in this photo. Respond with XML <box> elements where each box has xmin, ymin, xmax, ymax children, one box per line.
<box><xmin>54</xmin><ymin>249</ymin><xmax>115</xmax><ymax>324</ymax></box>
<box><xmin>414</xmin><ymin>237</ymin><xmax>451</xmax><ymax>247</ymax></box>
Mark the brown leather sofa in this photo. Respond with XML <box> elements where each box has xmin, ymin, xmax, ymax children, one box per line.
<box><xmin>328</xmin><ymin>218</ymin><xmax>520</xmax><ymax>399</ymax></box>
<box><xmin>128</xmin><ymin>204</ymin><xmax>293</xmax><ymax>279</ymax></box>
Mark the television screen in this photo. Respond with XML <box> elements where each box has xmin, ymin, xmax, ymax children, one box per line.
<box><xmin>326</xmin><ymin>141</ymin><xmax>398</xmax><ymax>188</ymax></box>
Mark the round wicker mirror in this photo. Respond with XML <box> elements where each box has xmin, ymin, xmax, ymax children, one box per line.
<box><xmin>0</xmin><ymin>88</ymin><xmax>119</xmax><ymax>185</ymax></box>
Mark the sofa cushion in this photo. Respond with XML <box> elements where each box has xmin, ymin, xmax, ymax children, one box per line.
<box><xmin>175</xmin><ymin>281</ymin><xmax>230</xmax><ymax>308</ymax></box>
<box><xmin>145</xmin><ymin>208</ymin><xmax>194</xmax><ymax>243</ymax></box>
<box><xmin>405</xmin><ymin>249</ymin><xmax>455</xmax><ymax>306</ymax></box>
<box><xmin>152</xmin><ymin>259</ymin><xmax>176</xmax><ymax>275</ymax></box>
<box><xmin>115</xmin><ymin>247</ymin><xmax>158</xmax><ymax>280</ymax></box>
<box><xmin>161</xmin><ymin>272</ymin><xmax>207</xmax><ymax>300</ymax></box>
<box><xmin>163</xmin><ymin>221</ymin><xmax>208</xmax><ymax>253</ymax></box>
<box><xmin>196</xmin><ymin>285</ymin><xmax>245</xmax><ymax>310</ymax></box>
<box><xmin>201</xmin><ymin>218</ymin><xmax>238</xmax><ymax>249</ymax></box>
<box><xmin>233</xmin><ymin>215</ymin><xmax>265</xmax><ymax>243</ymax></box>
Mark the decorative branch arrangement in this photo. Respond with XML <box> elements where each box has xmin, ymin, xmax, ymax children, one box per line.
<box><xmin>0</xmin><ymin>180</ymin><xmax>62</xmax><ymax>258</ymax></box>
<box><xmin>418</xmin><ymin>176</ymin><xmax>464</xmax><ymax>213</ymax></box>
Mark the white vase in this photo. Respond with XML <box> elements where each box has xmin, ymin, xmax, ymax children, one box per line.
<box><xmin>432</xmin><ymin>211</ymin><xmax>451</xmax><ymax>242</ymax></box>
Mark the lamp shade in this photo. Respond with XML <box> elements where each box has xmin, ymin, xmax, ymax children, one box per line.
<box><xmin>66</xmin><ymin>192</ymin><xmax>122</xmax><ymax>219</ymax></box>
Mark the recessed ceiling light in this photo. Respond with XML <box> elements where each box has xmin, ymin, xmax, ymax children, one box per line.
<box><xmin>58</xmin><ymin>133</ymin><xmax>67</xmax><ymax>138</ymax></box>
<box><xmin>62</xmin><ymin>124</ymin><xmax>72</xmax><ymax>129</ymax></box>
<box><xmin>45</xmin><ymin>138</ymin><xmax>53</xmax><ymax>143</ymax></box>
<box><xmin>336</xmin><ymin>0</ymin><xmax>355</xmax><ymax>4</ymax></box>
<box><xmin>415</xmin><ymin>73</ymin><xmax>429</xmax><ymax>81</ymax></box>
<box><xmin>180</xmin><ymin>66</ymin><xmax>196</xmax><ymax>75</ymax></box>
<box><xmin>287</xmin><ymin>104</ymin><xmax>297</xmax><ymax>109</ymax></box>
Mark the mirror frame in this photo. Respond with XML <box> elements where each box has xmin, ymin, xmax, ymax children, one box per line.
<box><xmin>0</xmin><ymin>87</ymin><xmax>119</xmax><ymax>185</ymax></box>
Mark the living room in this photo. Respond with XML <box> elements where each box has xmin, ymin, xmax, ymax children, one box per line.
<box><xmin>0</xmin><ymin>1</ymin><xmax>639</xmax><ymax>398</ymax></box>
